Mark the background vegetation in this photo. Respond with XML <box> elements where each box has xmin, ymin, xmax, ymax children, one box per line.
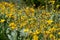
<box><xmin>0</xmin><ymin>0</ymin><xmax>60</xmax><ymax>40</ymax></box>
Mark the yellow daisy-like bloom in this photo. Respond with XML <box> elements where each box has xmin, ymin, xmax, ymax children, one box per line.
<box><xmin>1</xmin><ymin>2</ymin><xmax>14</xmax><ymax>8</ymax></box>
<box><xmin>18</xmin><ymin>10</ymin><xmax>22</xmax><ymax>15</ymax></box>
<box><xmin>35</xmin><ymin>29</ymin><xmax>40</xmax><ymax>35</ymax></box>
<box><xmin>58</xmin><ymin>39</ymin><xmax>60</xmax><ymax>40</ymax></box>
<box><xmin>49</xmin><ymin>0</ymin><xmax>55</xmax><ymax>4</ymax></box>
<box><xmin>24</xmin><ymin>28</ymin><xmax>29</xmax><ymax>32</ymax></box>
<box><xmin>29</xmin><ymin>31</ymin><xmax>33</xmax><ymax>34</ymax></box>
<box><xmin>33</xmin><ymin>35</ymin><xmax>38</xmax><ymax>40</ymax></box>
<box><xmin>33</xmin><ymin>29</ymin><xmax>40</xmax><ymax>35</ymax></box>
<box><xmin>6</xmin><ymin>13</ymin><xmax>13</xmax><ymax>18</ymax></box>
<box><xmin>0</xmin><ymin>19</ymin><xmax>5</xmax><ymax>23</ymax></box>
<box><xmin>30</xmin><ymin>8</ymin><xmax>35</xmax><ymax>16</ymax></box>
<box><xmin>49</xmin><ymin>34</ymin><xmax>55</xmax><ymax>38</ymax></box>
<box><xmin>58</xmin><ymin>32</ymin><xmax>60</xmax><ymax>35</ymax></box>
<box><xmin>49</xmin><ymin>27</ymin><xmax>56</xmax><ymax>33</ymax></box>
<box><xmin>47</xmin><ymin>20</ymin><xmax>53</xmax><ymax>24</ymax></box>
<box><xmin>29</xmin><ymin>8</ymin><xmax>35</xmax><ymax>13</ymax></box>
<box><xmin>9</xmin><ymin>22</ymin><xmax>16</xmax><ymax>29</ymax></box>
<box><xmin>20</xmin><ymin>20</ymin><xmax>28</xmax><ymax>28</ymax></box>
<box><xmin>56</xmin><ymin>5</ymin><xmax>60</xmax><ymax>8</ymax></box>
<box><xmin>45</xmin><ymin>31</ymin><xmax>50</xmax><ymax>34</ymax></box>
<box><xmin>25</xmin><ymin>7</ymin><xmax>30</xmax><ymax>15</ymax></box>
<box><xmin>51</xmin><ymin>27</ymin><xmax>56</xmax><ymax>31</ymax></box>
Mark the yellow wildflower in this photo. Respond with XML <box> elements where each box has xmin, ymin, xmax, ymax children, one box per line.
<box><xmin>29</xmin><ymin>8</ymin><xmax>35</xmax><ymax>16</ymax></box>
<box><xmin>49</xmin><ymin>27</ymin><xmax>56</xmax><ymax>33</ymax></box>
<box><xmin>33</xmin><ymin>35</ymin><xmax>38</xmax><ymax>40</ymax></box>
<box><xmin>53</xmin><ymin>10</ymin><xmax>55</xmax><ymax>12</ymax></box>
<box><xmin>49</xmin><ymin>34</ymin><xmax>55</xmax><ymax>38</ymax></box>
<box><xmin>58</xmin><ymin>32</ymin><xmax>60</xmax><ymax>35</ymax></box>
<box><xmin>9</xmin><ymin>22</ymin><xmax>16</xmax><ymax>29</ymax></box>
<box><xmin>21</xmin><ymin>16</ymin><xmax>27</xmax><ymax>21</ymax></box>
<box><xmin>25</xmin><ymin>7</ymin><xmax>30</xmax><ymax>15</ymax></box>
<box><xmin>24</xmin><ymin>28</ymin><xmax>29</xmax><ymax>32</ymax></box>
<box><xmin>49</xmin><ymin>0</ymin><xmax>55</xmax><ymax>4</ymax></box>
<box><xmin>35</xmin><ymin>29</ymin><xmax>40</xmax><ymax>35</ymax></box>
<box><xmin>47</xmin><ymin>20</ymin><xmax>53</xmax><ymax>24</ymax></box>
<box><xmin>32</xmin><ymin>32</ymin><xmax>37</xmax><ymax>35</ymax></box>
<box><xmin>30</xmin><ymin>8</ymin><xmax>35</xmax><ymax>13</ymax></box>
<box><xmin>56</xmin><ymin>5</ymin><xmax>60</xmax><ymax>8</ymax></box>
<box><xmin>0</xmin><ymin>19</ymin><xmax>5</xmax><ymax>23</ymax></box>
<box><xmin>51</xmin><ymin>27</ymin><xmax>56</xmax><ymax>31</ymax></box>
<box><xmin>20</xmin><ymin>20</ymin><xmax>28</xmax><ymax>28</ymax></box>
<box><xmin>58</xmin><ymin>39</ymin><xmax>60</xmax><ymax>40</ymax></box>
<box><xmin>18</xmin><ymin>10</ymin><xmax>22</xmax><ymax>15</ymax></box>
<box><xmin>45</xmin><ymin>31</ymin><xmax>50</xmax><ymax>34</ymax></box>
<box><xmin>29</xmin><ymin>31</ymin><xmax>33</xmax><ymax>34</ymax></box>
<box><xmin>6</xmin><ymin>13</ymin><xmax>13</xmax><ymax>18</ymax></box>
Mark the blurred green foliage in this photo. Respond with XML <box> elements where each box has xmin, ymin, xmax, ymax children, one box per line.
<box><xmin>0</xmin><ymin>0</ymin><xmax>60</xmax><ymax>7</ymax></box>
<box><xmin>0</xmin><ymin>0</ymin><xmax>60</xmax><ymax>40</ymax></box>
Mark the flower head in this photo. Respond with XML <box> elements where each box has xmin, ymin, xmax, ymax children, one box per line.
<box><xmin>24</xmin><ymin>28</ymin><xmax>29</xmax><ymax>32</ymax></box>
<box><xmin>58</xmin><ymin>32</ymin><xmax>60</xmax><ymax>35</ymax></box>
<box><xmin>9</xmin><ymin>22</ymin><xmax>16</xmax><ymax>29</ymax></box>
<box><xmin>47</xmin><ymin>20</ymin><xmax>53</xmax><ymax>24</ymax></box>
<box><xmin>33</xmin><ymin>35</ymin><xmax>38</xmax><ymax>40</ymax></box>
<box><xmin>0</xmin><ymin>19</ymin><xmax>5</xmax><ymax>23</ymax></box>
